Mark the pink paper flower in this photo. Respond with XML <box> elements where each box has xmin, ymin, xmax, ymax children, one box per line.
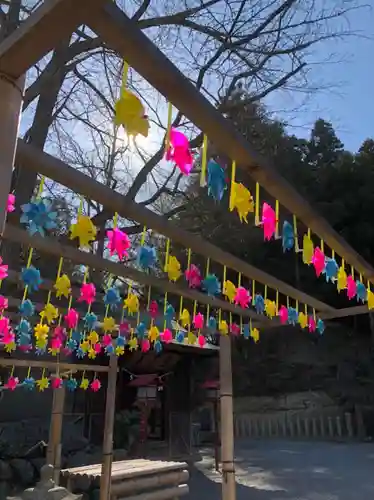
<box><xmin>7</xmin><ymin>194</ymin><xmax>15</xmax><ymax>213</ymax></box>
<box><xmin>3</xmin><ymin>331</ymin><xmax>15</xmax><ymax>344</ymax></box>
<box><xmin>165</xmin><ymin>128</ymin><xmax>194</xmax><ymax>175</ymax></box>
<box><xmin>141</xmin><ymin>339</ymin><xmax>150</xmax><ymax>352</ymax></box>
<box><xmin>185</xmin><ymin>264</ymin><xmax>202</xmax><ymax>288</ymax></box>
<box><xmin>308</xmin><ymin>316</ymin><xmax>316</xmax><ymax>332</ymax></box>
<box><xmin>0</xmin><ymin>316</ymin><xmax>10</xmax><ymax>334</ymax></box>
<box><xmin>19</xmin><ymin>344</ymin><xmax>31</xmax><ymax>352</ymax></box>
<box><xmin>64</xmin><ymin>308</ymin><xmax>79</xmax><ymax>329</ymax></box>
<box><xmin>102</xmin><ymin>334</ymin><xmax>112</xmax><ymax>347</ymax></box>
<box><xmin>5</xmin><ymin>376</ymin><xmax>19</xmax><ymax>391</ymax></box>
<box><xmin>198</xmin><ymin>334</ymin><xmax>206</xmax><ymax>347</ymax></box>
<box><xmin>51</xmin><ymin>337</ymin><xmax>62</xmax><ymax>351</ymax></box>
<box><xmin>230</xmin><ymin>323</ymin><xmax>240</xmax><ymax>336</ymax></box>
<box><xmin>346</xmin><ymin>275</ymin><xmax>357</xmax><ymax>300</ymax></box>
<box><xmin>262</xmin><ymin>203</ymin><xmax>276</xmax><ymax>241</ymax></box>
<box><xmin>107</xmin><ymin>227</ymin><xmax>131</xmax><ymax>260</ymax></box>
<box><xmin>94</xmin><ymin>343</ymin><xmax>102</xmax><ymax>354</ymax></box>
<box><xmin>78</xmin><ymin>283</ymin><xmax>96</xmax><ymax>305</ymax></box>
<box><xmin>193</xmin><ymin>313</ymin><xmax>204</xmax><ymax>330</ymax></box>
<box><xmin>51</xmin><ymin>377</ymin><xmax>63</xmax><ymax>389</ymax></box>
<box><xmin>90</xmin><ymin>379</ymin><xmax>101</xmax><ymax>392</ymax></box>
<box><xmin>161</xmin><ymin>328</ymin><xmax>173</xmax><ymax>343</ymax></box>
<box><xmin>0</xmin><ymin>296</ymin><xmax>8</xmax><ymax>311</ymax></box>
<box><xmin>234</xmin><ymin>287</ymin><xmax>251</xmax><ymax>308</ymax></box>
<box><xmin>53</xmin><ymin>326</ymin><xmax>65</xmax><ymax>340</ymax></box>
<box><xmin>149</xmin><ymin>300</ymin><xmax>158</xmax><ymax>319</ymax></box>
<box><xmin>278</xmin><ymin>305</ymin><xmax>288</xmax><ymax>324</ymax></box>
<box><xmin>0</xmin><ymin>257</ymin><xmax>8</xmax><ymax>280</ymax></box>
<box><xmin>312</xmin><ymin>247</ymin><xmax>325</xmax><ymax>277</ymax></box>
<box><xmin>119</xmin><ymin>321</ymin><xmax>130</xmax><ymax>335</ymax></box>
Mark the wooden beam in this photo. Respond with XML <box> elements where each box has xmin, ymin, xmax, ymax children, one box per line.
<box><xmin>0</xmin><ymin>357</ymin><xmax>110</xmax><ymax>373</ymax></box>
<box><xmin>0</xmin><ymin>0</ymin><xmax>104</xmax><ymax>78</ymax></box>
<box><xmin>2</xmin><ymin>224</ymin><xmax>271</xmax><ymax>324</ymax></box>
<box><xmin>15</xmin><ymin>140</ymin><xmax>334</xmax><ymax>313</ymax></box>
<box><xmin>85</xmin><ymin>2</ymin><xmax>374</xmax><ymax>283</ymax></box>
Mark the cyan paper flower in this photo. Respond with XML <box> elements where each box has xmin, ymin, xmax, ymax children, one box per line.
<box><xmin>317</xmin><ymin>318</ymin><xmax>325</xmax><ymax>335</ymax></box>
<box><xmin>23</xmin><ymin>377</ymin><xmax>35</xmax><ymax>391</ymax></box>
<box><xmin>76</xmin><ymin>347</ymin><xmax>85</xmax><ymax>359</ymax></box>
<box><xmin>138</xmin><ymin>245</ymin><xmax>157</xmax><ymax>269</ymax></box>
<box><xmin>135</xmin><ymin>322</ymin><xmax>146</xmax><ymax>339</ymax></box>
<box><xmin>356</xmin><ymin>281</ymin><xmax>367</xmax><ymax>303</ymax></box>
<box><xmin>20</xmin><ymin>199</ymin><xmax>57</xmax><ymax>236</ymax></box>
<box><xmin>84</xmin><ymin>312</ymin><xmax>97</xmax><ymax>330</ymax></box>
<box><xmin>19</xmin><ymin>299</ymin><xmax>35</xmax><ymax>317</ymax></box>
<box><xmin>104</xmin><ymin>287</ymin><xmax>121</xmax><ymax>310</ymax></box>
<box><xmin>65</xmin><ymin>378</ymin><xmax>78</xmax><ymax>391</ymax></box>
<box><xmin>21</xmin><ymin>266</ymin><xmax>42</xmax><ymax>291</ymax></box>
<box><xmin>282</xmin><ymin>221</ymin><xmax>294</xmax><ymax>252</ymax></box>
<box><xmin>71</xmin><ymin>330</ymin><xmax>83</xmax><ymax>343</ymax></box>
<box><xmin>16</xmin><ymin>319</ymin><xmax>31</xmax><ymax>335</ymax></box>
<box><xmin>66</xmin><ymin>339</ymin><xmax>77</xmax><ymax>350</ymax></box>
<box><xmin>105</xmin><ymin>344</ymin><xmax>115</xmax><ymax>355</ymax></box>
<box><xmin>324</xmin><ymin>258</ymin><xmax>339</xmax><ymax>283</ymax></box>
<box><xmin>287</xmin><ymin>307</ymin><xmax>298</xmax><ymax>325</ymax></box>
<box><xmin>208</xmin><ymin>316</ymin><xmax>217</xmax><ymax>330</ymax></box>
<box><xmin>202</xmin><ymin>274</ymin><xmax>221</xmax><ymax>296</ymax></box>
<box><xmin>243</xmin><ymin>324</ymin><xmax>250</xmax><ymax>339</ymax></box>
<box><xmin>116</xmin><ymin>336</ymin><xmax>126</xmax><ymax>347</ymax></box>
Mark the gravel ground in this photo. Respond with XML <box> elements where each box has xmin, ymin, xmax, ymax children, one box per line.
<box><xmin>187</xmin><ymin>440</ymin><xmax>374</xmax><ymax>499</ymax></box>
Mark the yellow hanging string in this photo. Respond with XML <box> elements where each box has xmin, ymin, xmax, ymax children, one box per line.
<box><xmin>255</xmin><ymin>182</ymin><xmax>260</xmax><ymax>226</ymax></box>
<box><xmin>10</xmin><ymin>366</ymin><xmax>14</xmax><ymax>377</ymax></box>
<box><xmin>205</xmin><ymin>257</ymin><xmax>210</xmax><ymax>277</ymax></box>
<box><xmin>240</xmin><ymin>315</ymin><xmax>243</xmax><ymax>333</ymax></box>
<box><xmin>164</xmin><ymin>239</ymin><xmax>170</xmax><ymax>272</ymax></box>
<box><xmin>252</xmin><ymin>281</ymin><xmax>256</xmax><ymax>305</ymax></box>
<box><xmin>179</xmin><ymin>296</ymin><xmax>183</xmax><ymax>317</ymax></box>
<box><xmin>27</xmin><ymin>366</ymin><xmax>31</xmax><ymax>378</ymax></box>
<box><xmin>163</xmin><ymin>292</ymin><xmax>168</xmax><ymax>330</ymax></box>
<box><xmin>22</xmin><ymin>248</ymin><xmax>34</xmax><ymax>302</ymax></box>
<box><xmin>332</xmin><ymin>249</ymin><xmax>335</xmax><ymax>259</ymax></box>
<box><xmin>264</xmin><ymin>285</ymin><xmax>267</xmax><ymax>300</ymax></box>
<box><xmin>359</xmin><ymin>273</ymin><xmax>363</xmax><ymax>283</ymax></box>
<box><xmin>351</xmin><ymin>265</ymin><xmax>354</xmax><ymax>277</ymax></box>
<box><xmin>218</xmin><ymin>308</ymin><xmax>222</xmax><ymax>324</ymax></box>
<box><xmin>296</xmin><ymin>300</ymin><xmax>299</xmax><ymax>313</ymax></box>
<box><xmin>342</xmin><ymin>258</ymin><xmax>345</xmax><ymax>269</ymax></box>
<box><xmin>286</xmin><ymin>296</ymin><xmax>290</xmax><ymax>308</ymax></box>
<box><xmin>121</xmin><ymin>61</ymin><xmax>129</xmax><ymax>97</ymax></box>
<box><xmin>165</xmin><ymin>102</ymin><xmax>173</xmax><ymax>152</ymax></box>
<box><xmin>206</xmin><ymin>304</ymin><xmax>210</xmax><ymax>325</ymax></box>
<box><xmin>313</xmin><ymin>309</ymin><xmax>316</xmax><ymax>321</ymax></box>
<box><xmin>229</xmin><ymin>160</ymin><xmax>236</xmax><ymax>211</ymax></box>
<box><xmin>193</xmin><ymin>300</ymin><xmax>197</xmax><ymax>318</ymax></box>
<box><xmin>275</xmin><ymin>200</ymin><xmax>279</xmax><ymax>238</ymax></box>
<box><xmin>187</xmin><ymin>248</ymin><xmax>191</xmax><ymax>270</ymax></box>
<box><xmin>276</xmin><ymin>290</ymin><xmax>279</xmax><ymax>311</ymax></box>
<box><xmin>307</xmin><ymin>228</ymin><xmax>311</xmax><ymax>239</ymax></box>
<box><xmin>249</xmin><ymin>319</ymin><xmax>253</xmax><ymax>333</ymax></box>
<box><xmin>200</xmin><ymin>135</ymin><xmax>208</xmax><ymax>187</ymax></box>
<box><xmin>147</xmin><ymin>286</ymin><xmax>151</xmax><ymax>310</ymax></box>
<box><xmin>367</xmin><ymin>280</ymin><xmax>371</xmax><ymax>291</ymax></box>
<box><xmin>320</xmin><ymin>239</ymin><xmax>324</xmax><ymax>253</ymax></box>
<box><xmin>304</xmin><ymin>304</ymin><xmax>308</xmax><ymax>315</ymax></box>
<box><xmin>293</xmin><ymin>215</ymin><xmax>299</xmax><ymax>252</ymax></box>
<box><xmin>113</xmin><ymin>213</ymin><xmax>118</xmax><ymax>229</ymax></box>
<box><xmin>140</xmin><ymin>226</ymin><xmax>147</xmax><ymax>245</ymax></box>
<box><xmin>238</xmin><ymin>272</ymin><xmax>242</xmax><ymax>288</ymax></box>
<box><xmin>223</xmin><ymin>265</ymin><xmax>227</xmax><ymax>283</ymax></box>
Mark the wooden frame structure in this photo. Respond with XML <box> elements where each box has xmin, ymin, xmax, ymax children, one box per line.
<box><xmin>1</xmin><ymin>2</ymin><xmax>374</xmax><ymax>500</ymax></box>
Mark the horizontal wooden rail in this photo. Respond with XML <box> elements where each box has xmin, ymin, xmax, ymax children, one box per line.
<box><xmin>15</xmin><ymin>140</ymin><xmax>334</xmax><ymax>313</ymax></box>
<box><xmin>0</xmin><ymin>357</ymin><xmax>110</xmax><ymax>373</ymax></box>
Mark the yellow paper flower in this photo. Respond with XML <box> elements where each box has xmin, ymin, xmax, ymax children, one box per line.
<box><xmin>251</xmin><ymin>328</ymin><xmax>260</xmax><ymax>343</ymax></box>
<box><xmin>4</xmin><ymin>342</ymin><xmax>16</xmax><ymax>353</ymax></box>
<box><xmin>148</xmin><ymin>325</ymin><xmax>160</xmax><ymax>342</ymax></box>
<box><xmin>40</xmin><ymin>303</ymin><xmax>58</xmax><ymax>325</ymax></box>
<box><xmin>337</xmin><ymin>266</ymin><xmax>347</xmax><ymax>292</ymax></box>
<box><xmin>114</xmin><ymin>89</ymin><xmax>149</xmax><ymax>138</ymax></box>
<box><xmin>302</xmin><ymin>234</ymin><xmax>314</xmax><ymax>265</ymax></box>
<box><xmin>115</xmin><ymin>346</ymin><xmax>125</xmax><ymax>356</ymax></box>
<box><xmin>36</xmin><ymin>376</ymin><xmax>49</xmax><ymax>392</ymax></box>
<box><xmin>223</xmin><ymin>280</ymin><xmax>237</xmax><ymax>303</ymax></box>
<box><xmin>48</xmin><ymin>347</ymin><xmax>59</xmax><ymax>356</ymax></box>
<box><xmin>36</xmin><ymin>339</ymin><xmax>48</xmax><ymax>349</ymax></box>
<box><xmin>166</xmin><ymin>255</ymin><xmax>182</xmax><ymax>282</ymax></box>
<box><xmin>54</xmin><ymin>274</ymin><xmax>71</xmax><ymax>299</ymax></box>
<box><xmin>70</xmin><ymin>215</ymin><xmax>97</xmax><ymax>248</ymax></box>
<box><xmin>298</xmin><ymin>312</ymin><xmax>308</xmax><ymax>329</ymax></box>
<box><xmin>80</xmin><ymin>377</ymin><xmax>89</xmax><ymax>390</ymax></box>
<box><xmin>81</xmin><ymin>340</ymin><xmax>90</xmax><ymax>353</ymax></box>
<box><xmin>219</xmin><ymin>320</ymin><xmax>229</xmax><ymax>335</ymax></box>
<box><xmin>179</xmin><ymin>309</ymin><xmax>190</xmax><ymax>328</ymax></box>
<box><xmin>229</xmin><ymin>182</ymin><xmax>254</xmax><ymax>223</ymax></box>
<box><xmin>34</xmin><ymin>323</ymin><xmax>49</xmax><ymax>340</ymax></box>
<box><xmin>88</xmin><ymin>349</ymin><xmax>97</xmax><ymax>360</ymax></box>
<box><xmin>368</xmin><ymin>290</ymin><xmax>374</xmax><ymax>310</ymax></box>
<box><xmin>129</xmin><ymin>337</ymin><xmax>138</xmax><ymax>351</ymax></box>
<box><xmin>123</xmin><ymin>293</ymin><xmax>139</xmax><ymax>314</ymax></box>
<box><xmin>88</xmin><ymin>331</ymin><xmax>99</xmax><ymax>344</ymax></box>
<box><xmin>103</xmin><ymin>316</ymin><xmax>116</xmax><ymax>333</ymax></box>
<box><xmin>188</xmin><ymin>332</ymin><xmax>197</xmax><ymax>344</ymax></box>
<box><xmin>265</xmin><ymin>299</ymin><xmax>277</xmax><ymax>318</ymax></box>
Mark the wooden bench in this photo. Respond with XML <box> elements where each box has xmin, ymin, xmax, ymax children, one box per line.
<box><xmin>61</xmin><ymin>459</ymin><xmax>189</xmax><ymax>500</ymax></box>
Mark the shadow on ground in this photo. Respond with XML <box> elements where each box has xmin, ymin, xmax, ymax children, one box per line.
<box><xmin>187</xmin><ymin>440</ymin><xmax>374</xmax><ymax>499</ymax></box>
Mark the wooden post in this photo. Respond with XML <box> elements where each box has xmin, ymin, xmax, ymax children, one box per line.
<box><xmin>46</xmin><ymin>385</ymin><xmax>66</xmax><ymax>484</ymax></box>
<box><xmin>219</xmin><ymin>334</ymin><xmax>236</xmax><ymax>500</ymax></box>
<box><xmin>100</xmin><ymin>355</ymin><xmax>118</xmax><ymax>500</ymax></box>
<box><xmin>0</xmin><ymin>73</ymin><xmax>24</xmax><ymax>235</ymax></box>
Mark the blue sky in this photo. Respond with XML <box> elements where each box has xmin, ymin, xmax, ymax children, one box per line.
<box><xmin>278</xmin><ymin>4</ymin><xmax>374</xmax><ymax>153</ymax></box>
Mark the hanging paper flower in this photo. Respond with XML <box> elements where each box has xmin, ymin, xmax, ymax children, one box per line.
<box><xmin>175</xmin><ymin>331</ymin><xmax>185</xmax><ymax>343</ymax></box>
<box><xmin>287</xmin><ymin>308</ymin><xmax>298</xmax><ymax>326</ymax></box>
<box><xmin>0</xmin><ymin>296</ymin><xmax>8</xmax><ymax>312</ymax></box>
<box><xmin>324</xmin><ymin>258</ymin><xmax>339</xmax><ymax>283</ymax></box>
<box><xmin>138</xmin><ymin>245</ymin><xmax>157</xmax><ymax>269</ymax></box>
<box><xmin>54</xmin><ymin>274</ymin><xmax>71</xmax><ymax>299</ymax></box>
<box><xmin>102</xmin><ymin>334</ymin><xmax>112</xmax><ymax>348</ymax></box>
<box><xmin>40</xmin><ymin>303</ymin><xmax>58</xmax><ymax>325</ymax></box>
<box><xmin>165</xmin><ymin>304</ymin><xmax>175</xmax><ymax>328</ymax></box>
<box><xmin>23</xmin><ymin>377</ymin><xmax>35</xmax><ymax>390</ymax></box>
<box><xmin>254</xmin><ymin>295</ymin><xmax>265</xmax><ymax>315</ymax></box>
<box><xmin>116</xmin><ymin>335</ymin><xmax>126</xmax><ymax>347</ymax></box>
<box><xmin>337</xmin><ymin>266</ymin><xmax>347</xmax><ymax>292</ymax></box>
<box><xmin>141</xmin><ymin>339</ymin><xmax>151</xmax><ymax>352</ymax></box>
<box><xmin>53</xmin><ymin>326</ymin><xmax>66</xmax><ymax>340</ymax></box>
<box><xmin>302</xmin><ymin>234</ymin><xmax>314</xmax><ymax>265</ymax></box>
<box><xmin>88</xmin><ymin>330</ymin><xmax>99</xmax><ymax>344</ymax></box>
<box><xmin>80</xmin><ymin>377</ymin><xmax>90</xmax><ymax>390</ymax></box>
<box><xmin>119</xmin><ymin>321</ymin><xmax>130</xmax><ymax>336</ymax></box>
<box><xmin>36</xmin><ymin>375</ymin><xmax>50</xmax><ymax>392</ymax></box>
<box><xmin>207</xmin><ymin>159</ymin><xmax>226</xmax><ymax>202</ymax></box>
<box><xmin>166</xmin><ymin>128</ymin><xmax>193</xmax><ymax>175</ymax></box>
<box><xmin>103</xmin><ymin>316</ymin><xmax>116</xmax><ymax>333</ymax></box>
<box><xmin>20</xmin><ymin>198</ymin><xmax>57</xmax><ymax>236</ymax></box>
<box><xmin>317</xmin><ymin>319</ymin><xmax>325</xmax><ymax>335</ymax></box>
<box><xmin>66</xmin><ymin>378</ymin><xmax>78</xmax><ymax>392</ymax></box>
<box><xmin>148</xmin><ymin>325</ymin><xmax>160</xmax><ymax>342</ymax></box>
<box><xmin>84</xmin><ymin>312</ymin><xmax>97</xmax><ymax>330</ymax></box>
<box><xmin>188</xmin><ymin>332</ymin><xmax>197</xmax><ymax>344</ymax></box>
<box><xmin>251</xmin><ymin>328</ymin><xmax>260</xmax><ymax>343</ymax></box>
<box><xmin>0</xmin><ymin>316</ymin><xmax>10</xmax><ymax>334</ymax></box>
<box><xmin>124</xmin><ymin>293</ymin><xmax>139</xmax><ymax>315</ymax></box>
<box><xmin>64</xmin><ymin>309</ymin><xmax>79</xmax><ymax>329</ymax></box>
<box><xmin>198</xmin><ymin>334</ymin><xmax>206</xmax><ymax>347</ymax></box>
<box><xmin>21</xmin><ymin>266</ymin><xmax>42</xmax><ymax>291</ymax></box>
<box><xmin>223</xmin><ymin>280</ymin><xmax>236</xmax><ymax>303</ymax></box>
<box><xmin>219</xmin><ymin>320</ymin><xmax>229</xmax><ymax>335</ymax></box>
<box><xmin>78</xmin><ymin>282</ymin><xmax>96</xmax><ymax>304</ymax></box>
<box><xmin>282</xmin><ymin>221</ymin><xmax>294</xmax><ymax>252</ymax></box>
<box><xmin>368</xmin><ymin>289</ymin><xmax>374</xmax><ymax>310</ymax></box>
<box><xmin>34</xmin><ymin>323</ymin><xmax>49</xmax><ymax>341</ymax></box>
<box><xmin>16</xmin><ymin>319</ymin><xmax>31</xmax><ymax>339</ymax></box>
<box><xmin>264</xmin><ymin>299</ymin><xmax>277</xmax><ymax>319</ymax></box>
<box><xmin>230</xmin><ymin>323</ymin><xmax>240</xmax><ymax>336</ymax></box>
<box><xmin>193</xmin><ymin>313</ymin><xmax>204</xmax><ymax>330</ymax></box>
<box><xmin>76</xmin><ymin>346</ymin><xmax>86</xmax><ymax>359</ymax></box>
<box><xmin>356</xmin><ymin>281</ymin><xmax>367</xmax><ymax>303</ymax></box>
<box><xmin>185</xmin><ymin>264</ymin><xmax>202</xmax><ymax>288</ymax></box>
<box><xmin>80</xmin><ymin>340</ymin><xmax>90</xmax><ymax>353</ymax></box>
<box><xmin>90</xmin><ymin>378</ymin><xmax>101</xmax><ymax>392</ymax></box>
<box><xmin>166</xmin><ymin>255</ymin><xmax>182</xmax><ymax>282</ymax></box>
<box><xmin>346</xmin><ymin>275</ymin><xmax>357</xmax><ymax>300</ymax></box>
<box><xmin>7</xmin><ymin>193</ymin><xmax>15</xmax><ymax>213</ymax></box>
<box><xmin>88</xmin><ymin>347</ymin><xmax>97</xmax><ymax>360</ymax></box>
<box><xmin>19</xmin><ymin>299</ymin><xmax>35</xmax><ymax>317</ymax></box>
<box><xmin>312</xmin><ymin>247</ymin><xmax>326</xmax><ymax>277</ymax></box>
<box><xmin>0</xmin><ymin>257</ymin><xmax>8</xmax><ymax>280</ymax></box>
<box><xmin>104</xmin><ymin>287</ymin><xmax>121</xmax><ymax>310</ymax></box>
<box><xmin>135</xmin><ymin>322</ymin><xmax>146</xmax><ymax>339</ymax></box>
<box><xmin>49</xmin><ymin>337</ymin><xmax>62</xmax><ymax>355</ymax></box>
<box><xmin>208</xmin><ymin>316</ymin><xmax>217</xmax><ymax>330</ymax></box>
<box><xmin>114</xmin><ymin>88</ymin><xmax>149</xmax><ymax>138</ymax></box>
<box><xmin>229</xmin><ymin>182</ymin><xmax>254</xmax><ymax>223</ymax></box>
<box><xmin>308</xmin><ymin>316</ymin><xmax>316</xmax><ymax>333</ymax></box>
<box><xmin>148</xmin><ymin>300</ymin><xmax>159</xmax><ymax>319</ymax></box>
<box><xmin>154</xmin><ymin>340</ymin><xmax>163</xmax><ymax>353</ymax></box>
<box><xmin>234</xmin><ymin>287</ymin><xmax>251</xmax><ymax>308</ymax></box>
<box><xmin>70</xmin><ymin>215</ymin><xmax>97</xmax><ymax>248</ymax></box>
<box><xmin>278</xmin><ymin>305</ymin><xmax>288</xmax><ymax>324</ymax></box>
<box><xmin>115</xmin><ymin>345</ymin><xmax>125</xmax><ymax>356</ymax></box>
<box><xmin>4</xmin><ymin>339</ymin><xmax>16</xmax><ymax>353</ymax></box>
<box><xmin>5</xmin><ymin>376</ymin><xmax>19</xmax><ymax>391</ymax></box>
<box><xmin>71</xmin><ymin>330</ymin><xmax>83</xmax><ymax>343</ymax></box>
<box><xmin>261</xmin><ymin>203</ymin><xmax>276</xmax><ymax>241</ymax></box>
<box><xmin>51</xmin><ymin>377</ymin><xmax>63</xmax><ymax>389</ymax></box>
<box><xmin>202</xmin><ymin>274</ymin><xmax>221</xmax><ymax>296</ymax></box>
<box><xmin>161</xmin><ymin>328</ymin><xmax>173</xmax><ymax>343</ymax></box>
<box><xmin>128</xmin><ymin>337</ymin><xmax>138</xmax><ymax>351</ymax></box>
<box><xmin>107</xmin><ymin>227</ymin><xmax>131</xmax><ymax>260</ymax></box>
<box><xmin>180</xmin><ymin>309</ymin><xmax>191</xmax><ymax>327</ymax></box>
<box><xmin>298</xmin><ymin>312</ymin><xmax>308</xmax><ymax>329</ymax></box>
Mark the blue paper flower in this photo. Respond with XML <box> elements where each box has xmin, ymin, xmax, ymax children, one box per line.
<box><xmin>23</xmin><ymin>377</ymin><xmax>35</xmax><ymax>391</ymax></box>
<box><xmin>66</xmin><ymin>339</ymin><xmax>77</xmax><ymax>350</ymax></box>
<box><xmin>135</xmin><ymin>322</ymin><xmax>146</xmax><ymax>339</ymax></box>
<box><xmin>202</xmin><ymin>274</ymin><xmax>221</xmax><ymax>296</ymax></box>
<box><xmin>104</xmin><ymin>287</ymin><xmax>121</xmax><ymax>310</ymax></box>
<box><xmin>154</xmin><ymin>340</ymin><xmax>163</xmax><ymax>353</ymax></box>
<box><xmin>20</xmin><ymin>199</ymin><xmax>57</xmax><ymax>236</ymax></box>
<box><xmin>76</xmin><ymin>347</ymin><xmax>85</xmax><ymax>359</ymax></box>
<box><xmin>165</xmin><ymin>304</ymin><xmax>175</xmax><ymax>328</ymax></box>
<box><xmin>21</xmin><ymin>266</ymin><xmax>42</xmax><ymax>291</ymax></box>
<box><xmin>356</xmin><ymin>281</ymin><xmax>367</xmax><ymax>303</ymax></box>
<box><xmin>65</xmin><ymin>378</ymin><xmax>78</xmax><ymax>391</ymax></box>
<box><xmin>175</xmin><ymin>331</ymin><xmax>185</xmax><ymax>343</ymax></box>
<box><xmin>16</xmin><ymin>319</ymin><xmax>31</xmax><ymax>335</ymax></box>
<box><xmin>208</xmin><ymin>316</ymin><xmax>217</xmax><ymax>330</ymax></box>
<box><xmin>287</xmin><ymin>307</ymin><xmax>298</xmax><ymax>325</ymax></box>
<box><xmin>84</xmin><ymin>312</ymin><xmax>97</xmax><ymax>330</ymax></box>
<box><xmin>138</xmin><ymin>245</ymin><xmax>157</xmax><ymax>269</ymax></box>
<box><xmin>71</xmin><ymin>330</ymin><xmax>83</xmax><ymax>343</ymax></box>
<box><xmin>254</xmin><ymin>294</ymin><xmax>264</xmax><ymax>315</ymax></box>
<box><xmin>243</xmin><ymin>324</ymin><xmax>250</xmax><ymax>339</ymax></box>
<box><xmin>207</xmin><ymin>160</ymin><xmax>226</xmax><ymax>202</ymax></box>
<box><xmin>116</xmin><ymin>336</ymin><xmax>126</xmax><ymax>347</ymax></box>
<box><xmin>324</xmin><ymin>258</ymin><xmax>339</xmax><ymax>283</ymax></box>
<box><xmin>282</xmin><ymin>221</ymin><xmax>294</xmax><ymax>252</ymax></box>
<box><xmin>317</xmin><ymin>318</ymin><xmax>325</xmax><ymax>335</ymax></box>
<box><xmin>105</xmin><ymin>344</ymin><xmax>114</xmax><ymax>355</ymax></box>
<box><xmin>19</xmin><ymin>299</ymin><xmax>35</xmax><ymax>317</ymax></box>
